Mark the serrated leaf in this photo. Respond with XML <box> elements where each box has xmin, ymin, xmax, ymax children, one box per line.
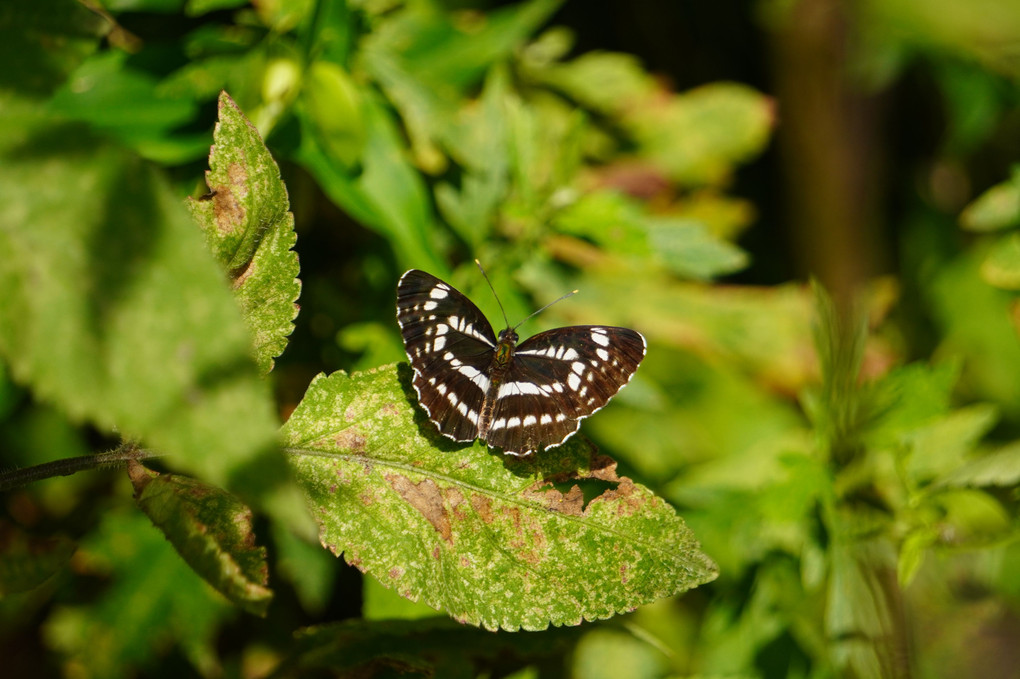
<box><xmin>980</xmin><ymin>232</ymin><xmax>1020</xmax><ymax>290</ymax></box>
<box><xmin>188</xmin><ymin>92</ymin><xmax>301</xmax><ymax>376</ymax></box>
<box><xmin>0</xmin><ymin>522</ymin><xmax>75</xmax><ymax>595</ymax></box>
<box><xmin>128</xmin><ymin>461</ymin><xmax>272</xmax><ymax>616</ymax></box>
<box><xmin>0</xmin><ymin>104</ymin><xmax>285</xmax><ymax>505</ymax></box>
<box><xmin>282</xmin><ymin>365</ymin><xmax>717</xmax><ymax>631</ymax></box>
<box><xmin>275</xmin><ymin>618</ymin><xmax>581</xmax><ymax>678</ymax></box>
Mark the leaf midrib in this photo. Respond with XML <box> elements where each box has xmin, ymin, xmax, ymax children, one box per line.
<box><xmin>283</xmin><ymin>444</ymin><xmax>696</xmax><ymax>567</ymax></box>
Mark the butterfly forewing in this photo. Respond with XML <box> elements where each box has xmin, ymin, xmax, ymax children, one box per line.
<box><xmin>397</xmin><ymin>269</ymin><xmax>646</xmax><ymax>455</ymax></box>
<box><xmin>483</xmin><ymin>326</ymin><xmax>646</xmax><ymax>454</ymax></box>
<box><xmin>397</xmin><ymin>270</ymin><xmax>497</xmax><ymax>442</ymax></box>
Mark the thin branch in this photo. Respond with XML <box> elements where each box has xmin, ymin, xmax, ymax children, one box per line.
<box><xmin>0</xmin><ymin>443</ymin><xmax>165</xmax><ymax>492</ymax></box>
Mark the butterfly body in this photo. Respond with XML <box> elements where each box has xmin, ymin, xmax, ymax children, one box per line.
<box><xmin>396</xmin><ymin>269</ymin><xmax>645</xmax><ymax>456</ymax></box>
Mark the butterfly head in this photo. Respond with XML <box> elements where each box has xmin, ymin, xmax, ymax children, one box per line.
<box><xmin>496</xmin><ymin>327</ymin><xmax>519</xmax><ymax>345</ymax></box>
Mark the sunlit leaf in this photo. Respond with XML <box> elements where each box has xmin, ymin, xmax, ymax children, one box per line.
<box><xmin>960</xmin><ymin>172</ymin><xmax>1020</xmax><ymax>232</ymax></box>
<box><xmin>980</xmin><ymin>232</ymin><xmax>1020</xmax><ymax>290</ymax></box>
<box><xmin>129</xmin><ymin>461</ymin><xmax>272</xmax><ymax>616</ymax></box>
<box><xmin>937</xmin><ymin>441</ymin><xmax>1020</xmax><ymax>488</ymax></box>
<box><xmin>933</xmin><ymin>488</ymin><xmax>1011</xmax><ymax>546</ymax></box>
<box><xmin>282</xmin><ymin>365</ymin><xmax>717</xmax><ymax>631</ymax></box>
<box><xmin>930</xmin><ymin>249</ymin><xmax>1020</xmax><ymax>417</ymax></box>
<box><xmin>552</xmin><ymin>191</ymin><xmax>747</xmax><ymax>279</ymax></box>
<box><xmin>902</xmin><ymin>405</ymin><xmax>998</xmax><ymax>484</ymax></box>
<box><xmin>296</xmin><ymin>92</ymin><xmax>445</xmax><ymax>274</ymax></box>
<box><xmin>187</xmin><ymin>92</ymin><xmax>301</xmax><ymax>376</ymax></box>
<box><xmin>301</xmin><ymin>62</ymin><xmax>366</xmax><ymax>168</ymax></box>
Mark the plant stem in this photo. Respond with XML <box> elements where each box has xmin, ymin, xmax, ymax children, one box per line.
<box><xmin>0</xmin><ymin>444</ymin><xmax>164</xmax><ymax>492</ymax></box>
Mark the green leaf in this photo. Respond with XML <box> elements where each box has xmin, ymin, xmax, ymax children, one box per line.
<box><xmin>0</xmin><ymin>102</ymin><xmax>285</xmax><ymax>503</ymax></box>
<box><xmin>277</xmin><ymin>618</ymin><xmax>581</xmax><ymax>677</ymax></box>
<box><xmin>0</xmin><ymin>523</ymin><xmax>76</xmax><ymax>595</ymax></box>
<box><xmin>362</xmin><ymin>576</ymin><xmax>437</xmax><ymax>621</ymax></box>
<box><xmin>897</xmin><ymin>528</ymin><xmax>936</xmax><ymax>586</ymax></box>
<box><xmin>572</xmin><ymin>627</ymin><xmax>669</xmax><ymax>679</ymax></box>
<box><xmin>128</xmin><ymin>461</ymin><xmax>272</xmax><ymax>616</ymax></box>
<box><xmin>902</xmin><ymin>404</ymin><xmax>998</xmax><ymax>484</ymax></box>
<box><xmin>933</xmin><ymin>489</ymin><xmax>1011</xmax><ymax>546</ymax></box>
<box><xmin>296</xmin><ymin>92</ymin><xmax>445</xmax><ymax>274</ymax></box>
<box><xmin>43</xmin><ymin>510</ymin><xmax>234</xmax><ymax>676</ymax></box>
<box><xmin>48</xmin><ymin>49</ymin><xmax>201</xmax><ymax>163</ymax></box>
<box><xmin>301</xmin><ymin>61</ymin><xmax>366</xmax><ymax>168</ymax></box>
<box><xmin>937</xmin><ymin>441</ymin><xmax>1020</xmax><ymax>488</ymax></box>
<box><xmin>553</xmin><ymin>191</ymin><xmax>747</xmax><ymax>279</ymax></box>
<box><xmin>864</xmin><ymin>361</ymin><xmax>959</xmax><ymax>448</ymax></box>
<box><xmin>930</xmin><ymin>249</ymin><xmax>1020</xmax><ymax>416</ymax></box>
<box><xmin>647</xmin><ymin>217</ymin><xmax>748</xmax><ymax>280</ymax></box>
<box><xmin>282</xmin><ymin>365</ymin><xmax>717</xmax><ymax>631</ymax></box>
<box><xmin>960</xmin><ymin>171</ymin><xmax>1020</xmax><ymax>232</ymax></box>
<box><xmin>0</xmin><ymin>0</ymin><xmax>107</xmax><ymax>98</ymax></box>
<box><xmin>188</xmin><ymin>92</ymin><xmax>301</xmax><ymax>376</ymax></box>
<box><xmin>980</xmin><ymin>232</ymin><xmax>1020</xmax><ymax>289</ymax></box>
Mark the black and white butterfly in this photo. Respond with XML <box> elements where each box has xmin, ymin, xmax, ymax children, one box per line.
<box><xmin>396</xmin><ymin>267</ymin><xmax>646</xmax><ymax>456</ymax></box>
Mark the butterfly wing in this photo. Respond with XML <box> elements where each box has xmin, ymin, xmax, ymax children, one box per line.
<box><xmin>483</xmin><ymin>325</ymin><xmax>646</xmax><ymax>455</ymax></box>
<box><xmin>396</xmin><ymin>270</ymin><xmax>497</xmax><ymax>442</ymax></box>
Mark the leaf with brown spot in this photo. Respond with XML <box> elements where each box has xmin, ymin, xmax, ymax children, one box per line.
<box><xmin>129</xmin><ymin>461</ymin><xmax>272</xmax><ymax>616</ymax></box>
<box><xmin>283</xmin><ymin>364</ymin><xmax>717</xmax><ymax>631</ymax></box>
<box><xmin>187</xmin><ymin>92</ymin><xmax>301</xmax><ymax>376</ymax></box>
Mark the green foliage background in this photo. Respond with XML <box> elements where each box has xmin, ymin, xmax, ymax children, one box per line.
<box><xmin>2</xmin><ymin>0</ymin><xmax>1020</xmax><ymax>677</ymax></box>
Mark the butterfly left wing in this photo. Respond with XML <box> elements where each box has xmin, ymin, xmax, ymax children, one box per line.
<box><xmin>483</xmin><ymin>325</ymin><xmax>646</xmax><ymax>455</ymax></box>
<box><xmin>397</xmin><ymin>269</ymin><xmax>498</xmax><ymax>442</ymax></box>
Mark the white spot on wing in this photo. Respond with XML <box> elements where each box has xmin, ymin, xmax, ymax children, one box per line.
<box><xmin>430</xmin><ymin>287</ymin><xmax>449</xmax><ymax>299</ymax></box>
<box><xmin>591</xmin><ymin>331</ymin><xmax>610</xmax><ymax>347</ymax></box>
<box><xmin>523</xmin><ymin>415</ymin><xmax>537</xmax><ymax>426</ymax></box>
<box><xmin>423</xmin><ymin>300</ymin><xmax>438</xmax><ymax>311</ymax></box>
<box><xmin>596</xmin><ymin>348</ymin><xmax>609</xmax><ymax>361</ymax></box>
<box><xmin>567</xmin><ymin>373</ymin><xmax>581</xmax><ymax>390</ymax></box>
<box><xmin>433</xmin><ymin>336</ymin><xmax>446</xmax><ymax>351</ymax></box>
<box><xmin>497</xmin><ymin>381</ymin><xmax>544</xmax><ymax>397</ymax></box>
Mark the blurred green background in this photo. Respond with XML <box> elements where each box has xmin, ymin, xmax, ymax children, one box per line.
<box><xmin>3</xmin><ymin>0</ymin><xmax>1020</xmax><ymax>677</ymax></box>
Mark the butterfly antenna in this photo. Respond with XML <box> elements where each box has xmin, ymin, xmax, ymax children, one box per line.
<box><xmin>513</xmin><ymin>288</ymin><xmax>579</xmax><ymax>331</ymax></box>
<box><xmin>475</xmin><ymin>259</ymin><xmax>512</xmax><ymax>328</ymax></box>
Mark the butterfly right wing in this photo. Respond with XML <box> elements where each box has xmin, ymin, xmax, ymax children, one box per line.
<box><xmin>396</xmin><ymin>269</ymin><xmax>498</xmax><ymax>442</ymax></box>
<box><xmin>483</xmin><ymin>325</ymin><xmax>646</xmax><ymax>455</ymax></box>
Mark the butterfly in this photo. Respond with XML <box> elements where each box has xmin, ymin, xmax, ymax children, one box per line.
<box><xmin>396</xmin><ymin>267</ymin><xmax>645</xmax><ymax>455</ymax></box>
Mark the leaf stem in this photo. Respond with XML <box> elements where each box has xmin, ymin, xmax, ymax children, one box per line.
<box><xmin>0</xmin><ymin>443</ymin><xmax>165</xmax><ymax>492</ymax></box>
